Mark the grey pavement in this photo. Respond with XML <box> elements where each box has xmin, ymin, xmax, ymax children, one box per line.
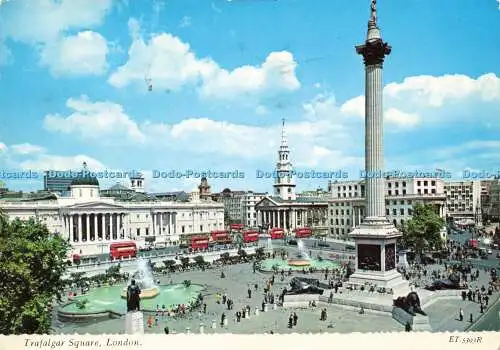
<box><xmin>55</xmin><ymin>257</ymin><xmax>498</xmax><ymax>334</ymax></box>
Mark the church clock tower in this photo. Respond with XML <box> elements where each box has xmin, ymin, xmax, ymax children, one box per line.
<box><xmin>273</xmin><ymin>119</ymin><xmax>296</xmax><ymax>200</ymax></box>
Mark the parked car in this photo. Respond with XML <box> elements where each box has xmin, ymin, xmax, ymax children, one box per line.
<box><xmin>288</xmin><ymin>239</ymin><xmax>298</xmax><ymax>246</ymax></box>
<box><xmin>318</xmin><ymin>242</ymin><xmax>329</xmax><ymax>247</ymax></box>
<box><xmin>345</xmin><ymin>246</ymin><xmax>356</xmax><ymax>251</ymax></box>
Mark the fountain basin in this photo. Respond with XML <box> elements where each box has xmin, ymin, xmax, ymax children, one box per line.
<box><xmin>287</xmin><ymin>259</ymin><xmax>312</xmax><ymax>267</ymax></box>
<box><xmin>260</xmin><ymin>258</ymin><xmax>340</xmax><ymax>272</ymax></box>
<box><xmin>120</xmin><ymin>286</ymin><xmax>160</xmax><ymax>299</ymax></box>
<box><xmin>58</xmin><ymin>283</ymin><xmax>205</xmax><ymax>320</ymax></box>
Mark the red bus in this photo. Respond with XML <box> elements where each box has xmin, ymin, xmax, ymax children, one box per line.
<box><xmin>270</xmin><ymin>228</ymin><xmax>285</xmax><ymax>239</ymax></box>
<box><xmin>230</xmin><ymin>223</ymin><xmax>244</xmax><ymax>231</ymax></box>
<box><xmin>295</xmin><ymin>227</ymin><xmax>312</xmax><ymax>239</ymax></box>
<box><xmin>243</xmin><ymin>230</ymin><xmax>259</xmax><ymax>243</ymax></box>
<box><xmin>191</xmin><ymin>235</ymin><xmax>209</xmax><ymax>250</ymax></box>
<box><xmin>211</xmin><ymin>230</ymin><xmax>232</xmax><ymax>244</ymax></box>
<box><xmin>468</xmin><ymin>239</ymin><xmax>478</xmax><ymax>249</ymax></box>
<box><xmin>109</xmin><ymin>241</ymin><xmax>137</xmax><ymax>260</ymax></box>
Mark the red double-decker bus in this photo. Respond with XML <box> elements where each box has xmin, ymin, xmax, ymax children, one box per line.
<box><xmin>211</xmin><ymin>230</ymin><xmax>232</xmax><ymax>244</ymax></box>
<box><xmin>191</xmin><ymin>235</ymin><xmax>209</xmax><ymax>250</ymax></box>
<box><xmin>230</xmin><ymin>223</ymin><xmax>244</xmax><ymax>231</ymax></box>
<box><xmin>295</xmin><ymin>227</ymin><xmax>313</xmax><ymax>238</ymax></box>
<box><xmin>243</xmin><ymin>230</ymin><xmax>259</xmax><ymax>243</ymax></box>
<box><xmin>109</xmin><ymin>241</ymin><xmax>137</xmax><ymax>260</ymax></box>
<box><xmin>270</xmin><ymin>228</ymin><xmax>285</xmax><ymax>239</ymax></box>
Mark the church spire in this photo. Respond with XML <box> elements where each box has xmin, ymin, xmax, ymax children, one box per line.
<box><xmin>280</xmin><ymin>118</ymin><xmax>288</xmax><ymax>148</ymax></box>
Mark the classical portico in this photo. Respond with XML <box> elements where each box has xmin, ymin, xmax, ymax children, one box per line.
<box><xmin>255</xmin><ymin>197</ymin><xmax>328</xmax><ymax>234</ymax></box>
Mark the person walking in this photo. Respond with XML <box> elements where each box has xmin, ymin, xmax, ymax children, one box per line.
<box><xmin>459</xmin><ymin>308</ymin><xmax>464</xmax><ymax>321</ymax></box>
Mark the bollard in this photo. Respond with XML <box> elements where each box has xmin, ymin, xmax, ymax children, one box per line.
<box><xmin>255</xmin><ymin>307</ymin><xmax>259</xmax><ymax>316</ymax></box>
<box><xmin>273</xmin><ymin>303</ymin><xmax>277</xmax><ymax>310</ymax></box>
<box><xmin>264</xmin><ymin>304</ymin><xmax>268</xmax><ymax>312</ymax></box>
<box><xmin>186</xmin><ymin>327</ymin><xmax>190</xmax><ymax>334</ymax></box>
<box><xmin>211</xmin><ymin>319</ymin><xmax>217</xmax><ymax>329</ymax></box>
<box><xmin>199</xmin><ymin>323</ymin><xmax>204</xmax><ymax>334</ymax></box>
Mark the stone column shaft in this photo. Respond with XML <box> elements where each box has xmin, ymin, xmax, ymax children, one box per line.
<box><xmin>365</xmin><ymin>63</ymin><xmax>385</xmax><ymax>219</ymax></box>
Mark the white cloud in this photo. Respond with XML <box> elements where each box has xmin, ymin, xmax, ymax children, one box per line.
<box><xmin>339</xmin><ymin>95</ymin><xmax>364</xmax><ymax>117</ymax></box>
<box><xmin>384</xmin><ymin>73</ymin><xmax>500</xmax><ymax>107</ymax></box>
<box><xmin>0</xmin><ymin>0</ymin><xmax>112</xmax><ymax>75</ymax></box>
<box><xmin>255</xmin><ymin>105</ymin><xmax>269</xmax><ymax>115</ymax></box>
<box><xmin>108</xmin><ymin>22</ymin><xmax>300</xmax><ymax>100</ymax></box>
<box><xmin>40</xmin><ymin>31</ymin><xmax>109</xmax><ymax>76</ymax></box>
<box><xmin>20</xmin><ymin>154</ymin><xmax>106</xmax><ymax>172</ymax></box>
<box><xmin>10</xmin><ymin>143</ymin><xmax>46</xmax><ymax>155</ymax></box>
<box><xmin>384</xmin><ymin>108</ymin><xmax>419</xmax><ymax>128</ymax></box>
<box><xmin>43</xmin><ymin>96</ymin><xmax>145</xmax><ymax>141</ymax></box>
<box><xmin>0</xmin><ymin>142</ymin><xmax>7</xmax><ymax>152</ymax></box>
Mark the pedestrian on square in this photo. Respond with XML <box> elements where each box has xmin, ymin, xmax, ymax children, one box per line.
<box><xmin>459</xmin><ymin>308</ymin><xmax>464</xmax><ymax>321</ymax></box>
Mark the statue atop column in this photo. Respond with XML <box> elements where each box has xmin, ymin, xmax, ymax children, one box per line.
<box><xmin>370</xmin><ymin>0</ymin><xmax>377</xmax><ymax>24</ymax></box>
<box><xmin>126</xmin><ymin>279</ymin><xmax>142</xmax><ymax>312</ymax></box>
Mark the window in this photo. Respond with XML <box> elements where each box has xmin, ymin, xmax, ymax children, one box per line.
<box><xmin>392</xmin><ymin>209</ymin><xmax>397</xmax><ymax>215</ymax></box>
<box><xmin>395</xmin><ymin>182</ymin><xmax>399</xmax><ymax>187</ymax></box>
<box><xmin>408</xmin><ymin>209</ymin><xmax>413</xmax><ymax>216</ymax></box>
<box><xmin>330</xmin><ymin>219</ymin><xmax>334</xmax><ymax>225</ymax></box>
<box><xmin>424</xmin><ymin>181</ymin><xmax>428</xmax><ymax>186</ymax></box>
<box><xmin>386</xmin><ymin>209</ymin><xmax>389</xmax><ymax>215</ymax></box>
<box><xmin>402</xmin><ymin>181</ymin><xmax>406</xmax><ymax>187</ymax></box>
<box><xmin>336</xmin><ymin>209</ymin><xmax>339</xmax><ymax>215</ymax></box>
<box><xmin>335</xmin><ymin>219</ymin><xmax>339</xmax><ymax>225</ymax></box>
<box><xmin>145</xmin><ymin>228</ymin><xmax>149</xmax><ymax>236</ymax></box>
<box><xmin>400</xmin><ymin>208</ymin><xmax>404</xmax><ymax>215</ymax></box>
<box><xmin>181</xmin><ymin>226</ymin><xmax>185</xmax><ymax>233</ymax></box>
<box><xmin>403</xmin><ymin>189</ymin><xmax>406</xmax><ymax>195</ymax></box>
<box><xmin>395</xmin><ymin>190</ymin><xmax>399</xmax><ymax>195</ymax></box>
<box><xmin>417</xmin><ymin>181</ymin><xmax>421</xmax><ymax>186</ymax></box>
<box><xmin>136</xmin><ymin>228</ymin><xmax>140</xmax><ymax>236</ymax></box>
<box><xmin>330</xmin><ymin>209</ymin><xmax>333</xmax><ymax>215</ymax></box>
<box><xmin>200</xmin><ymin>225</ymin><xmax>203</xmax><ymax>231</ymax></box>
<box><xmin>288</xmin><ymin>188</ymin><xmax>291</xmax><ymax>193</ymax></box>
<box><xmin>424</xmin><ymin>189</ymin><xmax>428</xmax><ymax>194</ymax></box>
<box><xmin>341</xmin><ymin>219</ymin><xmax>344</xmax><ymax>225</ymax></box>
<box><xmin>431</xmin><ymin>189</ymin><xmax>436</xmax><ymax>194</ymax></box>
<box><xmin>388</xmin><ymin>183</ymin><xmax>392</xmax><ymax>188</ymax></box>
<box><xmin>431</xmin><ymin>180</ymin><xmax>436</xmax><ymax>186</ymax></box>
<box><xmin>341</xmin><ymin>210</ymin><xmax>344</xmax><ymax>215</ymax></box>
<box><xmin>388</xmin><ymin>190</ymin><xmax>392</xmax><ymax>196</ymax></box>
<box><xmin>346</xmin><ymin>210</ymin><xmax>350</xmax><ymax>215</ymax></box>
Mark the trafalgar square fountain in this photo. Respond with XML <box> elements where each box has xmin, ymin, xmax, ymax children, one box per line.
<box><xmin>58</xmin><ymin>257</ymin><xmax>205</xmax><ymax>321</ymax></box>
<box><xmin>259</xmin><ymin>239</ymin><xmax>341</xmax><ymax>272</ymax></box>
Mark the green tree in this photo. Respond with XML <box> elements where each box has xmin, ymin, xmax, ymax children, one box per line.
<box><xmin>163</xmin><ymin>259</ymin><xmax>177</xmax><ymax>272</ymax></box>
<box><xmin>180</xmin><ymin>256</ymin><xmax>190</xmax><ymax>268</ymax></box>
<box><xmin>402</xmin><ymin>203</ymin><xmax>445</xmax><ymax>257</ymax></box>
<box><xmin>193</xmin><ymin>255</ymin><xmax>205</xmax><ymax>267</ymax></box>
<box><xmin>237</xmin><ymin>249</ymin><xmax>247</xmax><ymax>261</ymax></box>
<box><xmin>220</xmin><ymin>252</ymin><xmax>230</xmax><ymax>264</ymax></box>
<box><xmin>0</xmin><ymin>212</ymin><xmax>70</xmax><ymax>334</ymax></box>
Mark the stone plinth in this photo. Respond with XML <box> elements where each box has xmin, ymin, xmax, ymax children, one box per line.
<box><xmin>349</xmin><ymin>223</ymin><xmax>410</xmax><ymax>297</ymax></box>
<box><xmin>125</xmin><ymin>311</ymin><xmax>144</xmax><ymax>334</ymax></box>
<box><xmin>392</xmin><ymin>307</ymin><xmax>431</xmax><ymax>331</ymax></box>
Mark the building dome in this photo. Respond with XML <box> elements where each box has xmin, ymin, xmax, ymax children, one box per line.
<box><xmin>70</xmin><ymin>162</ymin><xmax>99</xmax><ymax>186</ymax></box>
<box><xmin>71</xmin><ymin>174</ymin><xmax>99</xmax><ymax>186</ymax></box>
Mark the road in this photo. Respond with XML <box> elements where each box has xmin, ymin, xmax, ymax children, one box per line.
<box><xmin>468</xmin><ymin>297</ymin><xmax>500</xmax><ymax>331</ymax></box>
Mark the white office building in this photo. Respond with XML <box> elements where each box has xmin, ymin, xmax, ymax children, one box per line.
<box><xmin>328</xmin><ymin>178</ymin><xmax>447</xmax><ymax>240</ymax></box>
<box><xmin>444</xmin><ymin>181</ymin><xmax>482</xmax><ymax>223</ymax></box>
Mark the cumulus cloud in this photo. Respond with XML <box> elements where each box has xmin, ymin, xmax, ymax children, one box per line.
<box><xmin>0</xmin><ymin>0</ymin><xmax>112</xmax><ymax>75</ymax></box>
<box><xmin>39</xmin><ymin>31</ymin><xmax>109</xmax><ymax>76</ymax></box>
<box><xmin>43</xmin><ymin>96</ymin><xmax>145</xmax><ymax>142</ymax></box>
<box><xmin>108</xmin><ymin>20</ymin><xmax>300</xmax><ymax>100</ymax></box>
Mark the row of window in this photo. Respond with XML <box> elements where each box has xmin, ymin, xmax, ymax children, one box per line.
<box><xmin>329</xmin><ymin>208</ymin><xmax>412</xmax><ymax>226</ymax></box>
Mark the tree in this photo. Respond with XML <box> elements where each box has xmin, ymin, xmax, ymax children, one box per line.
<box><xmin>237</xmin><ymin>249</ymin><xmax>247</xmax><ymax>261</ymax></box>
<box><xmin>0</xmin><ymin>212</ymin><xmax>70</xmax><ymax>334</ymax></box>
<box><xmin>180</xmin><ymin>256</ymin><xmax>190</xmax><ymax>268</ymax></box>
<box><xmin>220</xmin><ymin>252</ymin><xmax>230</xmax><ymax>264</ymax></box>
<box><xmin>193</xmin><ymin>255</ymin><xmax>205</xmax><ymax>267</ymax></box>
<box><xmin>402</xmin><ymin>203</ymin><xmax>445</xmax><ymax>258</ymax></box>
<box><xmin>69</xmin><ymin>272</ymin><xmax>87</xmax><ymax>288</ymax></box>
<box><xmin>163</xmin><ymin>259</ymin><xmax>176</xmax><ymax>272</ymax></box>
<box><xmin>255</xmin><ymin>247</ymin><xmax>265</xmax><ymax>260</ymax></box>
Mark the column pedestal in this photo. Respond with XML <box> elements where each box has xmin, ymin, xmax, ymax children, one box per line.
<box><xmin>125</xmin><ymin>311</ymin><xmax>144</xmax><ymax>334</ymax></box>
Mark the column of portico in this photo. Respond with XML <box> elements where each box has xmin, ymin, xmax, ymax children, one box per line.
<box><xmin>167</xmin><ymin>212</ymin><xmax>171</xmax><ymax>234</ymax></box>
<box><xmin>77</xmin><ymin>214</ymin><xmax>82</xmax><ymax>243</ymax></box>
<box><xmin>69</xmin><ymin>215</ymin><xmax>74</xmax><ymax>241</ymax></box>
<box><xmin>173</xmin><ymin>212</ymin><xmax>177</xmax><ymax>233</ymax></box>
<box><xmin>85</xmin><ymin>214</ymin><xmax>89</xmax><ymax>241</ymax></box>
<box><xmin>101</xmin><ymin>213</ymin><xmax>106</xmax><ymax>240</ymax></box>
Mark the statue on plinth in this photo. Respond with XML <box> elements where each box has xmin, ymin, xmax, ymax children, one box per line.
<box><xmin>126</xmin><ymin>279</ymin><xmax>142</xmax><ymax>312</ymax></box>
<box><xmin>370</xmin><ymin>0</ymin><xmax>377</xmax><ymax>24</ymax></box>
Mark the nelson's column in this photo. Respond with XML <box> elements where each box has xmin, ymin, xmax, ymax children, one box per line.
<box><xmin>348</xmin><ymin>0</ymin><xmax>410</xmax><ymax>296</ymax></box>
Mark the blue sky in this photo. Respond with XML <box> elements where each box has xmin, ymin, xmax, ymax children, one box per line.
<box><xmin>0</xmin><ymin>0</ymin><xmax>499</xmax><ymax>194</ymax></box>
